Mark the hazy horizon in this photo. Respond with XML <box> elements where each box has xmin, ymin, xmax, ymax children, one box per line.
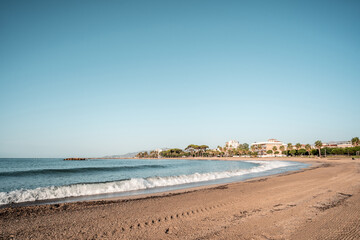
<box><xmin>1</xmin><ymin>0</ymin><xmax>359</xmax><ymax>158</ymax></box>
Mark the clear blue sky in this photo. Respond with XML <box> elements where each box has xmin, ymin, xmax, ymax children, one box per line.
<box><xmin>1</xmin><ymin>0</ymin><xmax>359</xmax><ymax>157</ymax></box>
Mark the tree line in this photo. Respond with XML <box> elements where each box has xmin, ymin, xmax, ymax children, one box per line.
<box><xmin>135</xmin><ymin>137</ymin><xmax>360</xmax><ymax>158</ymax></box>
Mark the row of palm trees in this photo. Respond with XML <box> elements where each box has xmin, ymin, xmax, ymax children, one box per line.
<box><xmin>136</xmin><ymin>137</ymin><xmax>360</xmax><ymax>158</ymax></box>
<box><xmin>241</xmin><ymin>138</ymin><xmax>359</xmax><ymax>157</ymax></box>
<box><xmin>249</xmin><ymin>143</ymin><xmax>308</xmax><ymax>156</ymax></box>
<box><xmin>313</xmin><ymin>137</ymin><xmax>359</xmax><ymax>157</ymax></box>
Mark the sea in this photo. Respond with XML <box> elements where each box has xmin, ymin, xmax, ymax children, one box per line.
<box><xmin>0</xmin><ymin>158</ymin><xmax>309</xmax><ymax>207</ymax></box>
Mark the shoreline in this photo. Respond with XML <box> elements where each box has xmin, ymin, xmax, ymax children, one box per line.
<box><xmin>0</xmin><ymin>158</ymin><xmax>310</xmax><ymax>209</ymax></box>
<box><xmin>89</xmin><ymin>158</ymin><xmax>319</xmax><ymax>202</ymax></box>
<box><xmin>1</xmin><ymin>157</ymin><xmax>359</xmax><ymax>239</ymax></box>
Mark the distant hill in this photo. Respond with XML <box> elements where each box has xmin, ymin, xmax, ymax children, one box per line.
<box><xmin>102</xmin><ymin>148</ymin><xmax>170</xmax><ymax>159</ymax></box>
<box><xmin>102</xmin><ymin>152</ymin><xmax>139</xmax><ymax>158</ymax></box>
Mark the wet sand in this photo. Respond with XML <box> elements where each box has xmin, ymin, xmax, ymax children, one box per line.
<box><xmin>1</xmin><ymin>157</ymin><xmax>360</xmax><ymax>239</ymax></box>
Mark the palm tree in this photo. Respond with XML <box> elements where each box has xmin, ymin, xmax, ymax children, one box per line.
<box><xmin>295</xmin><ymin>143</ymin><xmax>300</xmax><ymax>156</ymax></box>
<box><xmin>251</xmin><ymin>145</ymin><xmax>256</xmax><ymax>155</ymax></box>
<box><xmin>272</xmin><ymin>146</ymin><xmax>277</xmax><ymax>156</ymax></box>
<box><xmin>351</xmin><ymin>137</ymin><xmax>359</xmax><ymax>146</ymax></box>
<box><xmin>315</xmin><ymin>140</ymin><xmax>322</xmax><ymax>157</ymax></box>
<box><xmin>228</xmin><ymin>149</ymin><xmax>234</xmax><ymax>157</ymax></box>
<box><xmin>279</xmin><ymin>145</ymin><xmax>285</xmax><ymax>155</ymax></box>
<box><xmin>257</xmin><ymin>144</ymin><xmax>264</xmax><ymax>155</ymax></box>
<box><xmin>305</xmin><ymin>144</ymin><xmax>312</xmax><ymax>156</ymax></box>
<box><xmin>287</xmin><ymin>143</ymin><xmax>293</xmax><ymax>156</ymax></box>
<box><xmin>287</xmin><ymin>143</ymin><xmax>293</xmax><ymax>150</ymax></box>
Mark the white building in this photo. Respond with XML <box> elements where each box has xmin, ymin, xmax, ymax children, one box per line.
<box><xmin>153</xmin><ymin>148</ymin><xmax>164</xmax><ymax>158</ymax></box>
<box><xmin>250</xmin><ymin>139</ymin><xmax>287</xmax><ymax>156</ymax></box>
<box><xmin>322</xmin><ymin>141</ymin><xmax>353</xmax><ymax>148</ymax></box>
<box><xmin>226</xmin><ymin>140</ymin><xmax>240</xmax><ymax>149</ymax></box>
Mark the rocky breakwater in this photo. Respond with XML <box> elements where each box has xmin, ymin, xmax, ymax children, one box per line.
<box><xmin>64</xmin><ymin>158</ymin><xmax>87</xmax><ymax>161</ymax></box>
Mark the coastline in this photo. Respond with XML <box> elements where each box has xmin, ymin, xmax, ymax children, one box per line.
<box><xmin>1</xmin><ymin>157</ymin><xmax>359</xmax><ymax>239</ymax></box>
<box><xmin>0</xmin><ymin>157</ymin><xmax>310</xmax><ymax>208</ymax></box>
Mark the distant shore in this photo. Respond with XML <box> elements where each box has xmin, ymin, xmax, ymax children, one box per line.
<box><xmin>89</xmin><ymin>155</ymin><xmax>356</xmax><ymax>162</ymax></box>
<box><xmin>1</xmin><ymin>157</ymin><xmax>359</xmax><ymax>239</ymax></box>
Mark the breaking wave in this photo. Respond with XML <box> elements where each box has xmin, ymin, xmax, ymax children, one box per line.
<box><xmin>0</xmin><ymin>164</ymin><xmax>166</xmax><ymax>177</ymax></box>
<box><xmin>0</xmin><ymin>161</ymin><xmax>295</xmax><ymax>205</ymax></box>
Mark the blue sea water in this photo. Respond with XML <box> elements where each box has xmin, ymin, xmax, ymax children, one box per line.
<box><xmin>0</xmin><ymin>158</ymin><xmax>309</xmax><ymax>206</ymax></box>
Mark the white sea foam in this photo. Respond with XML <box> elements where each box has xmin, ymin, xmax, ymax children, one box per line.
<box><xmin>0</xmin><ymin>161</ymin><xmax>296</xmax><ymax>205</ymax></box>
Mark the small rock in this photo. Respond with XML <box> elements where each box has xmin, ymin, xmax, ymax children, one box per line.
<box><xmin>165</xmin><ymin>228</ymin><xmax>171</xmax><ymax>234</ymax></box>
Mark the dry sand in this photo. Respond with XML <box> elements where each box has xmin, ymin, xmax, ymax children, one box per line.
<box><xmin>1</xmin><ymin>157</ymin><xmax>360</xmax><ymax>239</ymax></box>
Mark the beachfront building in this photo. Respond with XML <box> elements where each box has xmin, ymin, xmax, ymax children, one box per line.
<box><xmin>322</xmin><ymin>141</ymin><xmax>353</xmax><ymax>148</ymax></box>
<box><xmin>250</xmin><ymin>139</ymin><xmax>287</xmax><ymax>157</ymax></box>
<box><xmin>225</xmin><ymin>140</ymin><xmax>240</xmax><ymax>149</ymax></box>
<box><xmin>153</xmin><ymin>148</ymin><xmax>164</xmax><ymax>158</ymax></box>
<box><xmin>154</xmin><ymin>148</ymin><xmax>163</xmax><ymax>153</ymax></box>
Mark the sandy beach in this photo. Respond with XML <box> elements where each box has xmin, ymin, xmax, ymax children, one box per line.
<box><xmin>1</xmin><ymin>157</ymin><xmax>359</xmax><ymax>240</ymax></box>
